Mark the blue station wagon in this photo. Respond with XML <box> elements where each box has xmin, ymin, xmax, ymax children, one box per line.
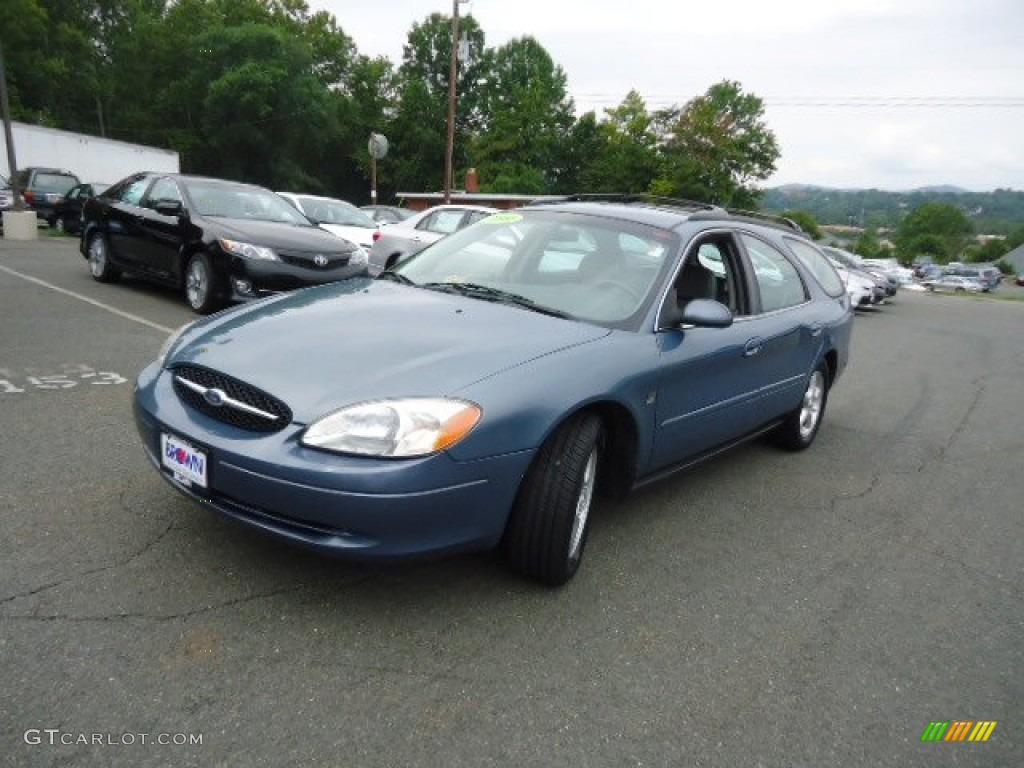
<box><xmin>134</xmin><ymin>197</ymin><xmax>854</xmax><ymax>585</ymax></box>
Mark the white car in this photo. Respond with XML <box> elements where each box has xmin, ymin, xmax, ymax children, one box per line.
<box><xmin>828</xmin><ymin>258</ymin><xmax>875</xmax><ymax>309</ymax></box>
<box><xmin>367</xmin><ymin>204</ymin><xmax>498</xmax><ymax>275</ymax></box>
<box><xmin>922</xmin><ymin>275</ymin><xmax>985</xmax><ymax>293</ymax></box>
<box><xmin>277</xmin><ymin>192</ymin><xmax>379</xmax><ymax>250</ymax></box>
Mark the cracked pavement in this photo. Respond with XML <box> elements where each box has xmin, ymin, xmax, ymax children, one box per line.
<box><xmin>1</xmin><ymin>239</ymin><xmax>1021</xmax><ymax>767</ymax></box>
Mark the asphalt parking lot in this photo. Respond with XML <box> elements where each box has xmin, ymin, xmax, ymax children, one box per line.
<box><xmin>2</xmin><ymin>236</ymin><xmax>1021</xmax><ymax>767</ymax></box>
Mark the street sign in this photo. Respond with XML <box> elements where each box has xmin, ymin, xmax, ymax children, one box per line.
<box><xmin>368</xmin><ymin>133</ymin><xmax>388</xmax><ymax>160</ymax></box>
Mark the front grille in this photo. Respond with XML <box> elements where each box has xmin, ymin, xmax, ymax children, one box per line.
<box><xmin>172</xmin><ymin>364</ymin><xmax>292</xmax><ymax>432</ymax></box>
<box><xmin>278</xmin><ymin>250</ymin><xmax>351</xmax><ymax>270</ymax></box>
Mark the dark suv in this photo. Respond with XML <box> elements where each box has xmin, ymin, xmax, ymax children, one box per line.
<box><xmin>15</xmin><ymin>167</ymin><xmax>81</xmax><ymax>224</ymax></box>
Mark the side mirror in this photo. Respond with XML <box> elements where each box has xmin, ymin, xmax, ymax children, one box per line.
<box><xmin>154</xmin><ymin>200</ymin><xmax>185</xmax><ymax>218</ymax></box>
<box><xmin>681</xmin><ymin>298</ymin><xmax>733</xmax><ymax>328</ymax></box>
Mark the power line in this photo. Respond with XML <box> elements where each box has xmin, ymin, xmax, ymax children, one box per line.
<box><xmin>572</xmin><ymin>94</ymin><xmax>1024</xmax><ymax>109</ymax></box>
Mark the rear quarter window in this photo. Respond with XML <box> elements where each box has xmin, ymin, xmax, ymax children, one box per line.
<box><xmin>784</xmin><ymin>237</ymin><xmax>846</xmax><ymax>298</ymax></box>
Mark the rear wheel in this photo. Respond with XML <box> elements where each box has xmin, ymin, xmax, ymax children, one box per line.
<box><xmin>87</xmin><ymin>233</ymin><xmax>121</xmax><ymax>283</ymax></box>
<box><xmin>504</xmin><ymin>412</ymin><xmax>603</xmax><ymax>586</ymax></box>
<box><xmin>772</xmin><ymin>362</ymin><xmax>829</xmax><ymax>451</ymax></box>
<box><xmin>184</xmin><ymin>252</ymin><xmax>222</xmax><ymax>314</ymax></box>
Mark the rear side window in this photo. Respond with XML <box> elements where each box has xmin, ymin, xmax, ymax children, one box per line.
<box><xmin>419</xmin><ymin>209</ymin><xmax>466</xmax><ymax>234</ymax></box>
<box><xmin>741</xmin><ymin>234</ymin><xmax>808</xmax><ymax>313</ymax></box>
<box><xmin>784</xmin><ymin>237</ymin><xmax>845</xmax><ymax>298</ymax></box>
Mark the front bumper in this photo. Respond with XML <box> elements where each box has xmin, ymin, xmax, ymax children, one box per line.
<box><xmin>225</xmin><ymin>255</ymin><xmax>369</xmax><ymax>302</ymax></box>
<box><xmin>134</xmin><ymin>363</ymin><xmax>533</xmax><ymax>561</ymax></box>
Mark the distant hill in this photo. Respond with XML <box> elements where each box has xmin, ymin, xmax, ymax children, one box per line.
<box><xmin>760</xmin><ymin>186</ymin><xmax>1024</xmax><ymax>234</ymax></box>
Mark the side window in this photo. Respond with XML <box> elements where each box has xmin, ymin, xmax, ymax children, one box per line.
<box><xmin>784</xmin><ymin>237</ymin><xmax>845</xmax><ymax>298</ymax></box>
<box><xmin>462</xmin><ymin>210</ymin><xmax>491</xmax><ymax>227</ymax></box>
<box><xmin>144</xmin><ymin>178</ymin><xmax>182</xmax><ymax>209</ymax></box>
<box><xmin>741</xmin><ymin>234</ymin><xmax>808</xmax><ymax>313</ymax></box>
<box><xmin>117</xmin><ymin>178</ymin><xmax>150</xmax><ymax>206</ymax></box>
<box><xmin>670</xmin><ymin>234</ymin><xmax>747</xmax><ymax>317</ymax></box>
<box><xmin>419</xmin><ymin>209</ymin><xmax>465</xmax><ymax>235</ymax></box>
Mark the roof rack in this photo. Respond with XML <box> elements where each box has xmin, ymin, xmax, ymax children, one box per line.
<box><xmin>694</xmin><ymin>207</ymin><xmax>804</xmax><ymax>233</ymax></box>
<box><xmin>526</xmin><ymin>193</ymin><xmax>806</xmax><ymax>234</ymax></box>
<box><xmin>529</xmin><ymin>193</ymin><xmax>722</xmax><ymax>212</ymax></box>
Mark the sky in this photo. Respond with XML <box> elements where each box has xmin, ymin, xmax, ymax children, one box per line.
<box><xmin>311</xmin><ymin>0</ymin><xmax>1024</xmax><ymax>192</ymax></box>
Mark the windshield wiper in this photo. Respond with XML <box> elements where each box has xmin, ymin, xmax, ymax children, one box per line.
<box><xmin>377</xmin><ymin>270</ymin><xmax>415</xmax><ymax>285</ymax></box>
<box><xmin>419</xmin><ymin>282</ymin><xmax>571</xmax><ymax>319</ymax></box>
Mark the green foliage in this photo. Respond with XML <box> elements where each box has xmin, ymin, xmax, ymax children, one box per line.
<box><xmin>572</xmin><ymin>91</ymin><xmax>660</xmax><ymax>193</ymax></box>
<box><xmin>762</xmin><ymin>187</ymin><xmax>1024</xmax><ymax>234</ymax></box>
<box><xmin>895</xmin><ymin>202</ymin><xmax>973</xmax><ymax>261</ymax></box>
<box><xmin>470</xmin><ymin>36</ymin><xmax>575</xmax><ymax>193</ymax></box>
<box><xmin>780</xmin><ymin>210</ymin><xmax>823</xmax><ymax>240</ymax></box>
<box><xmin>655</xmin><ymin>81</ymin><xmax>779</xmax><ymax>206</ymax></box>
<box><xmin>964</xmin><ymin>238</ymin><xmax>1012</xmax><ymax>263</ymax></box>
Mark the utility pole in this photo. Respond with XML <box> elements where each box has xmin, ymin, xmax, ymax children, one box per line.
<box><xmin>443</xmin><ymin>0</ymin><xmax>469</xmax><ymax>204</ymax></box>
<box><xmin>0</xmin><ymin>39</ymin><xmax>26</xmax><ymax>209</ymax></box>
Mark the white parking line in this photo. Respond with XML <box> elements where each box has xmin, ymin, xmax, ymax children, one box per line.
<box><xmin>0</xmin><ymin>264</ymin><xmax>174</xmax><ymax>334</ymax></box>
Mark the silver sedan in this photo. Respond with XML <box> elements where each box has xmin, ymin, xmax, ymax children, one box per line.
<box><xmin>368</xmin><ymin>204</ymin><xmax>497</xmax><ymax>274</ymax></box>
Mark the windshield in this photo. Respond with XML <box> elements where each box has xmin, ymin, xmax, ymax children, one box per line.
<box><xmin>298</xmin><ymin>196</ymin><xmax>376</xmax><ymax>228</ymax></box>
<box><xmin>392</xmin><ymin>209</ymin><xmax>680</xmax><ymax>330</ymax></box>
<box><xmin>184</xmin><ymin>181</ymin><xmax>312</xmax><ymax>225</ymax></box>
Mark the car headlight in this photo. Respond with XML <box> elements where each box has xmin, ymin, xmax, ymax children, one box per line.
<box><xmin>350</xmin><ymin>247</ymin><xmax>368</xmax><ymax>267</ymax></box>
<box><xmin>219</xmin><ymin>238</ymin><xmax>279</xmax><ymax>261</ymax></box>
<box><xmin>302</xmin><ymin>398</ymin><xmax>482</xmax><ymax>457</ymax></box>
<box><xmin>156</xmin><ymin>322</ymin><xmax>194</xmax><ymax>367</ymax></box>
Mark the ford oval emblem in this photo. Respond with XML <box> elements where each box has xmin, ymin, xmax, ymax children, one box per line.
<box><xmin>313</xmin><ymin>254</ymin><xmax>328</xmax><ymax>268</ymax></box>
<box><xmin>203</xmin><ymin>388</ymin><xmax>226</xmax><ymax>407</ymax></box>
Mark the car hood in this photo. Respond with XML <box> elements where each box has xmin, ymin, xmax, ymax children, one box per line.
<box><xmin>206</xmin><ymin>217</ymin><xmax>359</xmax><ymax>253</ymax></box>
<box><xmin>317</xmin><ymin>222</ymin><xmax>376</xmax><ymax>249</ymax></box>
<box><xmin>170</xmin><ymin>279</ymin><xmax>611</xmax><ymax>422</ymax></box>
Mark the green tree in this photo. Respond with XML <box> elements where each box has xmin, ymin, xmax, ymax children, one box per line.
<box><xmin>655</xmin><ymin>80</ymin><xmax>779</xmax><ymax>207</ymax></box>
<box><xmin>780</xmin><ymin>210</ymin><xmax>823</xmax><ymax>240</ymax></box>
<box><xmin>576</xmin><ymin>91</ymin><xmax>660</xmax><ymax>193</ymax></box>
<box><xmin>1</xmin><ymin>0</ymin><xmax>103</xmax><ymax>132</ymax></box>
<box><xmin>852</xmin><ymin>228</ymin><xmax>881</xmax><ymax>256</ymax></box>
<box><xmin>172</xmin><ymin>24</ymin><xmax>332</xmax><ymax>187</ymax></box>
<box><xmin>471</xmin><ymin>36</ymin><xmax>575</xmax><ymax>193</ymax></box>
<box><xmin>550</xmin><ymin>110</ymin><xmax>603</xmax><ymax>194</ymax></box>
<box><xmin>389</xmin><ymin>12</ymin><xmax>487</xmax><ymax>193</ymax></box>
<box><xmin>895</xmin><ymin>202</ymin><xmax>973</xmax><ymax>262</ymax></box>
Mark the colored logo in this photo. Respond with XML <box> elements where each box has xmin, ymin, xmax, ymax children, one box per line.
<box><xmin>921</xmin><ymin>721</ymin><xmax>997</xmax><ymax>742</ymax></box>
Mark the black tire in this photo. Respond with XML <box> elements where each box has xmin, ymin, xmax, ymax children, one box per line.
<box><xmin>772</xmin><ymin>362</ymin><xmax>829</xmax><ymax>451</ymax></box>
<box><xmin>86</xmin><ymin>233</ymin><xmax>121</xmax><ymax>283</ymax></box>
<box><xmin>184</xmin><ymin>252</ymin><xmax>222</xmax><ymax>314</ymax></box>
<box><xmin>504</xmin><ymin>412</ymin><xmax>603</xmax><ymax>586</ymax></box>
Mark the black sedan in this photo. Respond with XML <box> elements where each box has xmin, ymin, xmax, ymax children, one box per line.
<box><xmin>80</xmin><ymin>173</ymin><xmax>369</xmax><ymax>313</ymax></box>
<box><xmin>52</xmin><ymin>182</ymin><xmax>109</xmax><ymax>234</ymax></box>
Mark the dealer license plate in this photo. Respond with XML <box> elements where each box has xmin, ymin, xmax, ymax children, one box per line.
<box><xmin>161</xmin><ymin>433</ymin><xmax>208</xmax><ymax>488</ymax></box>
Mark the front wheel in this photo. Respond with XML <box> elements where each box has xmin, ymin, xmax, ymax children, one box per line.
<box><xmin>87</xmin><ymin>233</ymin><xmax>121</xmax><ymax>283</ymax></box>
<box><xmin>504</xmin><ymin>412</ymin><xmax>603</xmax><ymax>586</ymax></box>
<box><xmin>771</xmin><ymin>362</ymin><xmax>829</xmax><ymax>451</ymax></box>
<box><xmin>184</xmin><ymin>252</ymin><xmax>222</xmax><ymax>314</ymax></box>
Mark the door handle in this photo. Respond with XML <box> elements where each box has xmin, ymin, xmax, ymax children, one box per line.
<box><xmin>810</xmin><ymin>323</ymin><xmax>823</xmax><ymax>338</ymax></box>
<box><xmin>743</xmin><ymin>338</ymin><xmax>762</xmax><ymax>357</ymax></box>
